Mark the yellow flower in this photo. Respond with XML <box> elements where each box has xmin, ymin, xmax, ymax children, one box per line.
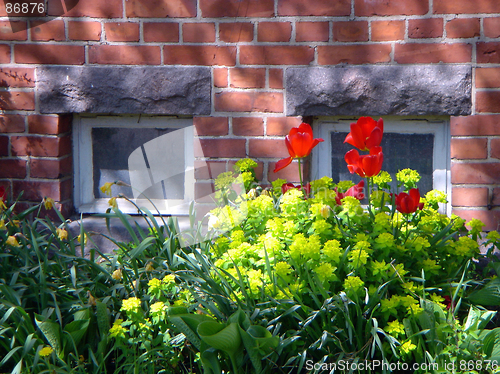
<box><xmin>109</xmin><ymin>319</ymin><xmax>126</xmax><ymax>338</ymax></box>
<box><xmin>108</xmin><ymin>197</ymin><xmax>117</xmax><ymax>209</ymax></box>
<box><xmin>39</xmin><ymin>346</ymin><xmax>53</xmax><ymax>357</ymax></box>
<box><xmin>112</xmin><ymin>269</ymin><xmax>122</xmax><ymax>280</ymax></box>
<box><xmin>43</xmin><ymin>197</ymin><xmax>54</xmax><ymax>210</ymax></box>
<box><xmin>100</xmin><ymin>182</ymin><xmax>114</xmax><ymax>196</ymax></box>
<box><xmin>400</xmin><ymin>340</ymin><xmax>417</xmax><ymax>355</ymax></box>
<box><xmin>163</xmin><ymin>274</ymin><xmax>176</xmax><ymax>285</ymax></box>
<box><xmin>6</xmin><ymin>236</ymin><xmax>20</xmax><ymax>247</ymax></box>
<box><xmin>56</xmin><ymin>228</ymin><xmax>68</xmax><ymax>241</ymax></box>
<box><xmin>121</xmin><ymin>297</ymin><xmax>141</xmax><ymax>314</ymax></box>
<box><xmin>385</xmin><ymin>320</ymin><xmax>405</xmax><ymax>337</ymax></box>
<box><xmin>77</xmin><ymin>233</ymin><xmax>87</xmax><ymax>245</ymax></box>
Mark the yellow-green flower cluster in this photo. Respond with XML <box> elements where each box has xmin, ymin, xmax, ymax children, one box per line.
<box><xmin>343</xmin><ymin>276</ymin><xmax>364</xmax><ymax>294</ymax></box>
<box><xmin>322</xmin><ymin>240</ymin><xmax>343</xmax><ymax>263</ymax></box>
<box><xmin>373</xmin><ymin>171</ymin><xmax>392</xmax><ymax>186</ymax></box>
<box><xmin>384</xmin><ymin>320</ymin><xmax>405</xmax><ymax>337</ymax></box>
<box><xmin>396</xmin><ymin>169</ymin><xmax>421</xmax><ymax>186</ymax></box>
<box><xmin>121</xmin><ymin>297</ymin><xmax>141</xmax><ymax>316</ymax></box>
<box><xmin>109</xmin><ymin>319</ymin><xmax>127</xmax><ymax>339</ymax></box>
<box><xmin>314</xmin><ymin>263</ymin><xmax>337</xmax><ymax>282</ymax></box>
<box><xmin>289</xmin><ymin>234</ymin><xmax>321</xmax><ymax>262</ymax></box>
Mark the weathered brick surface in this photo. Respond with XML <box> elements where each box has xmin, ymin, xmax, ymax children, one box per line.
<box><xmin>68</xmin><ymin>21</ymin><xmax>102</xmax><ymax>41</ymax></box>
<box><xmin>371</xmin><ymin>20</ymin><xmax>405</xmax><ymax>41</ymax></box>
<box><xmin>31</xmin><ymin>20</ymin><xmax>65</xmax><ymax>41</ymax></box>
<box><xmin>452</xmin><ymin>187</ymin><xmax>489</xmax><ymax>207</ymax></box>
<box><xmin>47</xmin><ymin>0</ymin><xmax>123</xmax><ymax>17</ymax></box>
<box><xmin>201</xmin><ymin>0</ymin><xmax>273</xmax><ymax>17</ymax></box>
<box><xmin>355</xmin><ymin>0</ymin><xmax>428</xmax><ymax>16</ymax></box>
<box><xmin>451</xmin><ymin>138</ymin><xmax>488</xmax><ymax>159</ymax></box>
<box><xmin>0</xmin><ymin>114</ymin><xmax>25</xmax><ymax>133</ymax></box>
<box><xmin>477</xmin><ymin>42</ymin><xmax>500</xmax><ymax>63</ymax></box>
<box><xmin>194</xmin><ymin>138</ymin><xmax>246</xmax><ymax>158</ymax></box>
<box><xmin>0</xmin><ymin>67</ymin><xmax>35</xmax><ymax>87</ymax></box>
<box><xmin>446</xmin><ymin>18</ymin><xmax>480</xmax><ymax>38</ymax></box>
<box><xmin>476</xmin><ymin>92</ymin><xmax>500</xmax><ymax>113</ymax></box>
<box><xmin>240</xmin><ymin>46</ymin><xmax>314</xmax><ymax>65</ymax></box>
<box><xmin>0</xmin><ymin>44</ymin><xmax>9</xmax><ymax>63</ymax></box>
<box><xmin>484</xmin><ymin>18</ymin><xmax>500</xmax><ymax>38</ymax></box>
<box><xmin>296</xmin><ymin>22</ymin><xmax>329</xmax><ymax>42</ymax></box>
<box><xmin>12</xmin><ymin>179</ymin><xmax>72</xmax><ymax>201</ymax></box>
<box><xmin>278</xmin><ymin>0</ymin><xmax>350</xmax><ymax>16</ymax></box>
<box><xmin>395</xmin><ymin>43</ymin><xmax>471</xmax><ymax>63</ymax></box>
<box><xmin>451</xmin><ymin>162</ymin><xmax>500</xmax><ymax>184</ymax></box>
<box><xmin>266</xmin><ymin>117</ymin><xmax>302</xmax><ymax>135</ymax></box>
<box><xmin>332</xmin><ymin>21</ymin><xmax>368</xmax><ymax>42</ymax></box>
<box><xmin>318</xmin><ymin>45</ymin><xmax>392</xmax><ymax>65</ymax></box>
<box><xmin>194</xmin><ymin>160</ymin><xmax>227</xmax><ymax>180</ymax></box>
<box><xmin>451</xmin><ymin>115</ymin><xmax>500</xmax><ymax>136</ymax></box>
<box><xmin>214</xmin><ymin>92</ymin><xmax>283</xmax><ymax>113</ymax></box>
<box><xmin>89</xmin><ymin>45</ymin><xmax>161</xmax><ymax>65</ymax></box>
<box><xmin>219</xmin><ymin>23</ymin><xmax>254</xmax><ymax>42</ymax></box>
<box><xmin>229</xmin><ymin>68</ymin><xmax>266</xmax><ymax>88</ymax></box>
<box><xmin>269</xmin><ymin>68</ymin><xmax>284</xmax><ymax>89</ymax></box>
<box><xmin>126</xmin><ymin>0</ymin><xmax>196</xmax><ymax>18</ymax></box>
<box><xmin>15</xmin><ymin>45</ymin><xmax>84</xmax><ymax>64</ymax></box>
<box><xmin>143</xmin><ymin>23</ymin><xmax>179</xmax><ymax>42</ymax></box>
<box><xmin>434</xmin><ymin>0</ymin><xmax>500</xmax><ymax>14</ymax></box>
<box><xmin>193</xmin><ymin>117</ymin><xmax>229</xmax><ymax>136</ymax></box>
<box><xmin>164</xmin><ymin>46</ymin><xmax>236</xmax><ymax>65</ymax></box>
<box><xmin>104</xmin><ymin>23</ymin><xmax>140</xmax><ymax>42</ymax></box>
<box><xmin>28</xmin><ymin>115</ymin><xmax>71</xmax><ymax>135</ymax></box>
<box><xmin>11</xmin><ymin>136</ymin><xmax>71</xmax><ymax>157</ymax></box>
<box><xmin>249</xmin><ymin>139</ymin><xmax>290</xmax><ymax>158</ymax></box>
<box><xmin>0</xmin><ymin>159</ymin><xmax>26</xmax><ymax>178</ymax></box>
<box><xmin>0</xmin><ymin>21</ymin><xmax>27</xmax><ymax>40</ymax></box>
<box><xmin>30</xmin><ymin>157</ymin><xmax>72</xmax><ymax>179</ymax></box>
<box><xmin>452</xmin><ymin>209</ymin><xmax>500</xmax><ymax>232</ymax></box>
<box><xmin>258</xmin><ymin>22</ymin><xmax>292</xmax><ymax>42</ymax></box>
<box><xmin>0</xmin><ymin>136</ymin><xmax>8</xmax><ymax>157</ymax></box>
<box><xmin>491</xmin><ymin>138</ymin><xmax>500</xmax><ymax>159</ymax></box>
<box><xmin>408</xmin><ymin>18</ymin><xmax>444</xmax><ymax>39</ymax></box>
<box><xmin>476</xmin><ymin>68</ymin><xmax>500</xmax><ymax>88</ymax></box>
<box><xmin>183</xmin><ymin>23</ymin><xmax>216</xmax><ymax>43</ymax></box>
<box><xmin>213</xmin><ymin>68</ymin><xmax>228</xmax><ymax>87</ymax></box>
<box><xmin>0</xmin><ymin>91</ymin><xmax>35</xmax><ymax>110</ymax></box>
<box><xmin>233</xmin><ymin>117</ymin><xmax>264</xmax><ymax>136</ymax></box>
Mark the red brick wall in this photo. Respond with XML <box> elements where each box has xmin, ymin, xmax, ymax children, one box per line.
<box><xmin>0</xmin><ymin>0</ymin><xmax>499</xmax><ymax>229</ymax></box>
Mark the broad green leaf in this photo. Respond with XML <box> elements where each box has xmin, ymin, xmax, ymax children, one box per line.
<box><xmin>198</xmin><ymin>321</ymin><xmax>241</xmax><ymax>356</ymax></box>
<box><xmin>35</xmin><ymin>315</ymin><xmax>62</xmax><ymax>356</ymax></box>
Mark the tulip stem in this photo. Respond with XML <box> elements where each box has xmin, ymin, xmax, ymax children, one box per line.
<box><xmin>298</xmin><ymin>158</ymin><xmax>304</xmax><ymax>194</ymax></box>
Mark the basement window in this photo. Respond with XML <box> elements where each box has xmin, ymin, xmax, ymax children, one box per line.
<box><xmin>73</xmin><ymin>116</ymin><xmax>194</xmax><ymax>215</ymax></box>
<box><xmin>311</xmin><ymin>117</ymin><xmax>451</xmax><ymax>214</ymax></box>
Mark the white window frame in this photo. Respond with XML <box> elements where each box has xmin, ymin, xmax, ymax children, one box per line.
<box><xmin>73</xmin><ymin>115</ymin><xmax>194</xmax><ymax>215</ymax></box>
<box><xmin>311</xmin><ymin>117</ymin><xmax>451</xmax><ymax>215</ymax></box>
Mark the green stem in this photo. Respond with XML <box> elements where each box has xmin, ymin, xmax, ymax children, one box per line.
<box><xmin>298</xmin><ymin>158</ymin><xmax>304</xmax><ymax>193</ymax></box>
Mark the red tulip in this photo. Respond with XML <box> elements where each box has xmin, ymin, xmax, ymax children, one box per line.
<box><xmin>335</xmin><ymin>180</ymin><xmax>365</xmax><ymax>205</ymax></box>
<box><xmin>344</xmin><ymin>117</ymin><xmax>384</xmax><ymax>151</ymax></box>
<box><xmin>345</xmin><ymin>146</ymin><xmax>383</xmax><ymax>178</ymax></box>
<box><xmin>393</xmin><ymin>188</ymin><xmax>424</xmax><ymax>214</ymax></box>
<box><xmin>281</xmin><ymin>182</ymin><xmax>311</xmax><ymax>195</ymax></box>
<box><xmin>274</xmin><ymin>123</ymin><xmax>324</xmax><ymax>173</ymax></box>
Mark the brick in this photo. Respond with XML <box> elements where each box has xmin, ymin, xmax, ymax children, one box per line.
<box><xmin>451</xmin><ymin>209</ymin><xmax>500</xmax><ymax>232</ymax></box>
<box><xmin>143</xmin><ymin>22</ymin><xmax>179</xmax><ymax>42</ymax></box>
<box><xmin>164</xmin><ymin>46</ymin><xmax>236</xmax><ymax>65</ymax></box>
<box><xmin>476</xmin><ymin>68</ymin><xmax>500</xmax><ymax>89</ymax></box>
<box><xmin>15</xmin><ymin>44</ymin><xmax>84</xmax><ymax>64</ymax></box>
<box><xmin>219</xmin><ymin>22</ymin><xmax>254</xmax><ymax>43</ymax></box>
<box><xmin>434</xmin><ymin>0</ymin><xmax>500</xmax><ymax>14</ymax></box>
<box><xmin>408</xmin><ymin>18</ymin><xmax>443</xmax><ymax>39</ymax></box>
<box><xmin>451</xmin><ymin>115</ymin><xmax>500</xmax><ymax>136</ymax></box>
<box><xmin>28</xmin><ymin>115</ymin><xmax>71</xmax><ymax>135</ymax></box>
<box><xmin>318</xmin><ymin>45</ymin><xmax>392</xmax><ymax>65</ymax></box>
<box><xmin>68</xmin><ymin>21</ymin><xmax>102</xmax><ymax>41</ymax></box>
<box><xmin>89</xmin><ymin>45</ymin><xmax>161</xmax><ymax>65</ymax></box>
<box><xmin>240</xmin><ymin>46</ymin><xmax>314</xmax><ymax>65</ymax></box>
<box><xmin>194</xmin><ymin>138</ymin><xmax>246</xmax><ymax>158</ymax></box>
<box><xmin>278</xmin><ymin>0</ymin><xmax>350</xmax><ymax>16</ymax></box>
<box><xmin>47</xmin><ymin>0</ymin><xmax>123</xmax><ymax>17</ymax></box>
<box><xmin>494</xmin><ymin>188</ymin><xmax>500</xmax><ymax>206</ymax></box>
<box><xmin>30</xmin><ymin>157</ymin><xmax>72</xmax><ymax>179</ymax></box>
<box><xmin>268</xmin><ymin>160</ymin><xmax>307</xmax><ymax>183</ymax></box>
<box><xmin>0</xmin><ymin>91</ymin><xmax>34</xmax><ymax>110</ymax></box>
<box><xmin>0</xmin><ymin>136</ymin><xmax>7</xmax><ymax>156</ymax></box>
<box><xmin>355</xmin><ymin>0</ymin><xmax>428</xmax><ymax>16</ymax></box>
<box><xmin>451</xmin><ymin>138</ymin><xmax>488</xmax><ymax>159</ymax></box>
<box><xmin>0</xmin><ymin>114</ymin><xmax>25</xmax><ymax>132</ymax></box>
<box><xmin>0</xmin><ymin>21</ymin><xmax>27</xmax><ymax>40</ymax></box>
<box><xmin>371</xmin><ymin>20</ymin><xmax>405</xmax><ymax>41</ymax></box>
<box><xmin>0</xmin><ymin>44</ymin><xmax>10</xmax><ymax>63</ymax></box>
<box><xmin>195</xmin><ymin>182</ymin><xmax>216</xmax><ymax>203</ymax></box>
<box><xmin>249</xmin><ymin>139</ymin><xmax>290</xmax><ymax>158</ymax></box>
<box><xmin>451</xmin><ymin>162</ymin><xmax>500</xmax><ymax>184</ymax></box>
<box><xmin>11</xmin><ymin>135</ymin><xmax>71</xmax><ymax>157</ymax></box>
<box><xmin>296</xmin><ymin>22</ymin><xmax>329</xmax><ymax>42</ymax></box>
<box><xmin>194</xmin><ymin>160</ymin><xmax>227</xmax><ymax>180</ymax></box>
<box><xmin>269</xmin><ymin>68</ymin><xmax>283</xmax><ymax>89</ymax></box>
<box><xmin>0</xmin><ymin>67</ymin><xmax>35</xmax><ymax>87</ymax></box>
<box><xmin>266</xmin><ymin>117</ymin><xmax>302</xmax><ymax>135</ymax></box>
<box><xmin>12</xmin><ymin>179</ymin><xmax>72</xmax><ymax>201</ymax></box>
<box><xmin>193</xmin><ymin>117</ymin><xmax>229</xmax><ymax>136</ymax></box>
<box><xmin>484</xmin><ymin>18</ymin><xmax>500</xmax><ymax>38</ymax></box>
<box><xmin>446</xmin><ymin>18</ymin><xmax>480</xmax><ymax>39</ymax></box>
<box><xmin>31</xmin><ymin>20</ymin><xmax>65</xmax><ymax>41</ymax></box>
<box><xmin>476</xmin><ymin>92</ymin><xmax>500</xmax><ymax>113</ymax></box>
<box><xmin>213</xmin><ymin>68</ymin><xmax>228</xmax><ymax>87</ymax></box>
<box><xmin>491</xmin><ymin>138</ymin><xmax>500</xmax><ymax>159</ymax></box>
<box><xmin>126</xmin><ymin>0</ymin><xmax>196</xmax><ymax>17</ymax></box>
<box><xmin>201</xmin><ymin>0</ymin><xmax>273</xmax><ymax>17</ymax></box>
<box><xmin>258</xmin><ymin>22</ymin><xmax>292</xmax><ymax>42</ymax></box>
<box><xmin>233</xmin><ymin>117</ymin><xmax>264</xmax><ymax>136</ymax></box>
<box><xmin>478</xmin><ymin>43</ymin><xmax>500</xmax><ymax>64</ymax></box>
<box><xmin>214</xmin><ymin>92</ymin><xmax>283</xmax><ymax>113</ymax></box>
<box><xmin>452</xmin><ymin>187</ymin><xmax>488</xmax><ymax>207</ymax></box>
<box><xmin>183</xmin><ymin>23</ymin><xmax>216</xmax><ymax>43</ymax></box>
<box><xmin>230</xmin><ymin>68</ymin><xmax>266</xmax><ymax>88</ymax></box>
<box><xmin>0</xmin><ymin>159</ymin><xmax>26</xmax><ymax>178</ymax></box>
<box><xmin>394</xmin><ymin>43</ymin><xmax>471</xmax><ymax>63</ymax></box>
<box><xmin>104</xmin><ymin>22</ymin><xmax>140</xmax><ymax>42</ymax></box>
<box><xmin>333</xmin><ymin>21</ymin><xmax>368</xmax><ymax>42</ymax></box>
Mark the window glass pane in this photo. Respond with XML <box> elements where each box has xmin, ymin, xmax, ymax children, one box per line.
<box><xmin>92</xmin><ymin>127</ymin><xmax>184</xmax><ymax>200</ymax></box>
<box><xmin>330</xmin><ymin>132</ymin><xmax>434</xmax><ymax>194</ymax></box>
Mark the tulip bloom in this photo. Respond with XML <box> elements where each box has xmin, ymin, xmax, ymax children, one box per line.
<box><xmin>393</xmin><ymin>188</ymin><xmax>424</xmax><ymax>214</ymax></box>
<box><xmin>335</xmin><ymin>180</ymin><xmax>365</xmax><ymax>205</ymax></box>
<box><xmin>345</xmin><ymin>146</ymin><xmax>383</xmax><ymax>178</ymax></box>
<box><xmin>344</xmin><ymin>117</ymin><xmax>383</xmax><ymax>151</ymax></box>
<box><xmin>274</xmin><ymin>123</ymin><xmax>324</xmax><ymax>173</ymax></box>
